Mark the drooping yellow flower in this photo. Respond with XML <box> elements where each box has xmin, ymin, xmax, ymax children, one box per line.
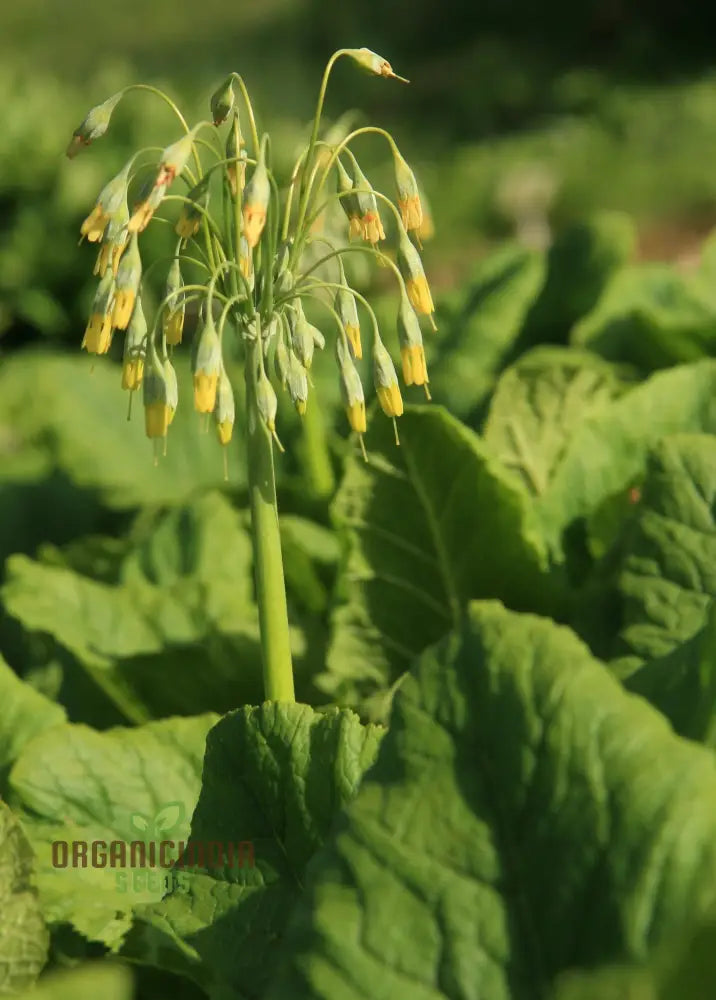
<box><xmin>121</xmin><ymin>293</ymin><xmax>147</xmax><ymax>392</ymax></box>
<box><xmin>405</xmin><ymin>274</ymin><xmax>434</xmax><ymax>316</ymax></box>
<box><xmin>129</xmin><ymin>181</ymin><xmax>167</xmax><ymax>234</ymax></box>
<box><xmin>373</xmin><ymin>339</ymin><xmax>404</xmax><ymax>417</ymax></box>
<box><xmin>81</xmin><ymin>204</ymin><xmax>111</xmax><ymax>243</ymax></box>
<box><xmin>82</xmin><ymin>314</ymin><xmax>113</xmax><ymax>355</ymax></box>
<box><xmin>145</xmin><ymin>401</ymin><xmax>171</xmax><ymax>438</ymax></box>
<box><xmin>192</xmin><ymin>311</ymin><xmax>222</xmax><ymax>413</ymax></box>
<box><xmin>400</xmin><ymin>343</ymin><xmax>428</xmax><ymax>386</ymax></box>
<box><xmin>111</xmin><ymin>232</ymin><xmax>141</xmax><ymax>330</ymax></box>
<box><xmin>241</xmin><ymin>137</ymin><xmax>270</xmax><ymax>248</ymax></box>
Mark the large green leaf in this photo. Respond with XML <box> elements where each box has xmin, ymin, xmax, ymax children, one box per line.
<box><xmin>0</xmin><ymin>656</ymin><xmax>66</xmax><ymax>794</ymax></box>
<box><xmin>320</xmin><ymin>405</ymin><xmax>555</xmax><ymax>712</ymax></box>
<box><xmin>0</xmin><ymin>352</ymin><xmax>246</xmax><ymax>509</ymax></box>
<box><xmin>483</xmin><ymin>346</ymin><xmax>628</xmax><ymax>496</ymax></box>
<box><xmin>1</xmin><ymin>493</ymin><xmax>273</xmax><ymax>723</ymax></box>
<box><xmin>126</xmin><ymin>704</ymin><xmax>383</xmax><ymax>999</ymax></box>
<box><xmin>0</xmin><ymin>800</ymin><xmax>48</xmax><ymax>995</ymax></box>
<box><xmin>429</xmin><ymin>245</ymin><xmax>544</xmax><ymax>419</ymax></box>
<box><xmin>7</xmin><ymin>713</ymin><xmax>218</xmax><ymax>950</ymax></box>
<box><xmin>536</xmin><ymin>361</ymin><xmax>716</xmax><ymax>550</ymax></box>
<box><xmin>619</xmin><ymin>433</ymin><xmax>716</xmax><ymax>660</ymax></box>
<box><xmin>269</xmin><ymin>601</ymin><xmax>716</xmax><ymax>1000</ymax></box>
<box><xmin>624</xmin><ymin>606</ymin><xmax>716</xmax><ymax>746</ymax></box>
<box><xmin>571</xmin><ymin>264</ymin><xmax>716</xmax><ymax>372</ymax></box>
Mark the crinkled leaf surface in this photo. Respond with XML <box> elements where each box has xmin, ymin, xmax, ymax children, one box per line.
<box><xmin>619</xmin><ymin>434</ymin><xmax>716</xmax><ymax>659</ymax></box>
<box><xmin>126</xmin><ymin>704</ymin><xmax>383</xmax><ymax>999</ymax></box>
<box><xmin>536</xmin><ymin>361</ymin><xmax>716</xmax><ymax>549</ymax></box>
<box><xmin>1</xmin><ymin>494</ymin><xmax>272</xmax><ymax>722</ymax></box>
<box><xmin>7</xmin><ymin>713</ymin><xmax>218</xmax><ymax>950</ymax></box>
<box><xmin>321</xmin><ymin>405</ymin><xmax>555</xmax><ymax>711</ymax></box>
<box><xmin>625</xmin><ymin>605</ymin><xmax>716</xmax><ymax>746</ymax></box>
<box><xmin>0</xmin><ymin>800</ymin><xmax>48</xmax><ymax>995</ymax></box>
<box><xmin>429</xmin><ymin>245</ymin><xmax>544</xmax><ymax>419</ymax></box>
<box><xmin>0</xmin><ymin>656</ymin><xmax>66</xmax><ymax>794</ymax></box>
<box><xmin>269</xmin><ymin>601</ymin><xmax>716</xmax><ymax>1000</ymax></box>
<box><xmin>483</xmin><ymin>346</ymin><xmax>627</xmax><ymax>496</ymax></box>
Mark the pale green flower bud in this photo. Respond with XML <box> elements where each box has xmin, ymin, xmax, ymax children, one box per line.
<box><xmin>210</xmin><ymin>76</ymin><xmax>234</xmax><ymax>126</ymax></box>
<box><xmin>344</xmin><ymin>48</ymin><xmax>409</xmax><ymax>83</ymax></box>
<box><xmin>67</xmin><ymin>92</ymin><xmax>123</xmax><ymax>158</ymax></box>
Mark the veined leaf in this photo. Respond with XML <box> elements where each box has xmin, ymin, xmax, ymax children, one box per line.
<box><xmin>0</xmin><ymin>655</ymin><xmax>66</xmax><ymax>794</ymax></box>
<box><xmin>10</xmin><ymin>963</ymin><xmax>133</xmax><ymax>1000</ymax></box>
<box><xmin>0</xmin><ymin>800</ymin><xmax>48</xmax><ymax>995</ymax></box>
<box><xmin>619</xmin><ymin>433</ymin><xmax>716</xmax><ymax>659</ymax></box>
<box><xmin>7</xmin><ymin>713</ymin><xmax>218</xmax><ymax>950</ymax></box>
<box><xmin>269</xmin><ymin>601</ymin><xmax>716</xmax><ymax>1000</ymax></box>
<box><xmin>321</xmin><ymin>405</ymin><xmax>555</xmax><ymax>711</ymax></box>
<box><xmin>126</xmin><ymin>704</ymin><xmax>384</xmax><ymax>999</ymax></box>
<box><xmin>483</xmin><ymin>346</ymin><xmax>628</xmax><ymax>496</ymax></box>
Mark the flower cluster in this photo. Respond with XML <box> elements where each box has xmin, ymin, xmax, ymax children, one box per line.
<box><xmin>68</xmin><ymin>47</ymin><xmax>435</xmax><ymax>471</ymax></box>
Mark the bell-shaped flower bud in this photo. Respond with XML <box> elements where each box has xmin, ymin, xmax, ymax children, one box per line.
<box><xmin>242</xmin><ymin>136</ymin><xmax>270</xmax><ymax>248</ymax></box>
<box><xmin>129</xmin><ymin>176</ymin><xmax>168</xmax><ymax>234</ymax></box>
<box><xmin>393</xmin><ymin>150</ymin><xmax>423</xmax><ymax>235</ymax></box>
<box><xmin>192</xmin><ymin>309</ymin><xmax>222</xmax><ymax>413</ymax></box>
<box><xmin>351</xmin><ymin>160</ymin><xmax>385</xmax><ymax>245</ymax></box>
<box><xmin>214</xmin><ymin>365</ymin><xmax>235</xmax><ymax>445</ymax></box>
<box><xmin>226</xmin><ymin>112</ymin><xmax>247</xmax><ymax>197</ymax></box>
<box><xmin>82</xmin><ymin>269</ymin><xmax>115</xmax><ymax>355</ymax></box>
<box><xmin>94</xmin><ymin>196</ymin><xmax>129</xmax><ymax>278</ymax></box>
<box><xmin>286</xmin><ymin>349</ymin><xmax>308</xmax><ymax>415</ymax></box>
<box><xmin>176</xmin><ymin>175</ymin><xmax>210</xmax><ymax>239</ymax></box>
<box><xmin>164</xmin><ymin>356</ymin><xmax>179</xmax><ymax>425</ymax></box>
<box><xmin>335</xmin><ymin>335</ymin><xmax>366</xmax><ymax>434</ymax></box>
<box><xmin>336</xmin><ymin>277</ymin><xmax>361</xmax><ymax>359</ymax></box>
<box><xmin>290</xmin><ymin>305</ymin><xmax>317</xmax><ymax>371</ymax></box>
<box><xmin>373</xmin><ymin>338</ymin><xmax>403</xmax><ymax>418</ymax></box>
<box><xmin>156</xmin><ymin>124</ymin><xmax>202</xmax><ymax>188</ymax></box>
<box><xmin>66</xmin><ymin>92</ymin><xmax>123</xmax><ymax>158</ymax></box>
<box><xmin>143</xmin><ymin>353</ymin><xmax>172</xmax><ymax>439</ymax></box>
<box><xmin>397</xmin><ymin>224</ymin><xmax>435</xmax><ymax>324</ymax></box>
<box><xmin>255</xmin><ymin>366</ymin><xmax>280</xmax><ymax>444</ymax></box>
<box><xmin>121</xmin><ymin>295</ymin><xmax>147</xmax><ymax>391</ymax></box>
<box><xmin>344</xmin><ymin>48</ymin><xmax>409</xmax><ymax>83</ymax></box>
<box><xmin>163</xmin><ymin>258</ymin><xmax>185</xmax><ymax>346</ymax></box>
<box><xmin>274</xmin><ymin>329</ymin><xmax>290</xmax><ymax>387</ymax></box>
<box><xmin>336</xmin><ymin>157</ymin><xmax>361</xmax><ymax>238</ymax></box>
<box><xmin>112</xmin><ymin>232</ymin><xmax>142</xmax><ymax>329</ymax></box>
<box><xmin>397</xmin><ymin>290</ymin><xmax>429</xmax><ymax>388</ymax></box>
<box><xmin>210</xmin><ymin>76</ymin><xmax>234</xmax><ymax>126</ymax></box>
<box><xmin>80</xmin><ymin>161</ymin><xmax>131</xmax><ymax>243</ymax></box>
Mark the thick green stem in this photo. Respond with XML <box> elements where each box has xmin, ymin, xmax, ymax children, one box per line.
<box><xmin>246</xmin><ymin>337</ymin><xmax>295</xmax><ymax>701</ymax></box>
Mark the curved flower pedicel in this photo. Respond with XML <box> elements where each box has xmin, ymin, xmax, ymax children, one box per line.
<box><xmin>66</xmin><ymin>47</ymin><xmax>436</xmax><ymax>705</ymax></box>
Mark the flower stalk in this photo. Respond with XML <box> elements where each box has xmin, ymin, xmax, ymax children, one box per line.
<box><xmin>67</xmin><ymin>47</ymin><xmax>434</xmax><ymax>705</ymax></box>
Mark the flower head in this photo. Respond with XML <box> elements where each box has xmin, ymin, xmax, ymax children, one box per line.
<box><xmin>94</xmin><ymin>196</ymin><xmax>130</xmax><ymax>278</ymax></box>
